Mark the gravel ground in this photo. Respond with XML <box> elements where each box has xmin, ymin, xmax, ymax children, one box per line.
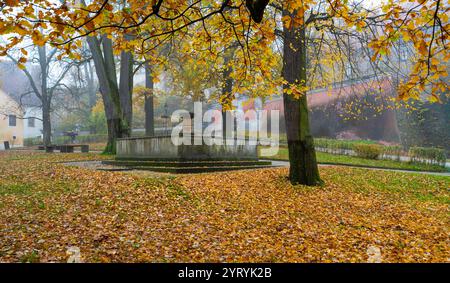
<box><xmin>63</xmin><ymin>160</ymin><xmax>174</xmax><ymax>177</ymax></box>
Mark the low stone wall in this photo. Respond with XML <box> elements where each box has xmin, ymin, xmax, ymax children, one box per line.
<box><xmin>116</xmin><ymin>135</ymin><xmax>258</xmax><ymax>161</ymax></box>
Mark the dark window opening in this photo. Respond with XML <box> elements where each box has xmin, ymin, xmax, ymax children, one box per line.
<box><xmin>28</xmin><ymin>117</ymin><xmax>35</xmax><ymax>128</ymax></box>
<box><xmin>8</xmin><ymin>115</ymin><xmax>16</xmax><ymax>127</ymax></box>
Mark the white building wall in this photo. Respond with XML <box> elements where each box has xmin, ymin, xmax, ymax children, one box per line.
<box><xmin>23</xmin><ymin>107</ymin><xmax>43</xmax><ymax>139</ymax></box>
<box><xmin>0</xmin><ymin>90</ymin><xmax>24</xmax><ymax>150</ymax></box>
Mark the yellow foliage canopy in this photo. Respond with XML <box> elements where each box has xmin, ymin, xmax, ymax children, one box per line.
<box><xmin>0</xmin><ymin>0</ymin><xmax>448</xmax><ymax>102</ymax></box>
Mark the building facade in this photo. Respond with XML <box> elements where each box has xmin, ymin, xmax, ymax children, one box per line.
<box><xmin>0</xmin><ymin>90</ymin><xmax>24</xmax><ymax>149</ymax></box>
<box><xmin>23</xmin><ymin>107</ymin><xmax>43</xmax><ymax>139</ymax></box>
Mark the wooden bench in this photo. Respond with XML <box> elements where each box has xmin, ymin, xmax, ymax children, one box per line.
<box><xmin>60</xmin><ymin>144</ymin><xmax>89</xmax><ymax>153</ymax></box>
<box><xmin>38</xmin><ymin>144</ymin><xmax>89</xmax><ymax>153</ymax></box>
<box><xmin>38</xmin><ymin>145</ymin><xmax>57</xmax><ymax>152</ymax></box>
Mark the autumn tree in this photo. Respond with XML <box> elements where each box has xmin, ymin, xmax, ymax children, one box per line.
<box><xmin>6</xmin><ymin>45</ymin><xmax>73</xmax><ymax>146</ymax></box>
<box><xmin>1</xmin><ymin>0</ymin><xmax>447</xmax><ymax>185</ymax></box>
<box><xmin>86</xmin><ymin>34</ymin><xmax>134</xmax><ymax>153</ymax></box>
<box><xmin>244</xmin><ymin>0</ymin><xmax>448</xmax><ymax>185</ymax></box>
<box><xmin>51</xmin><ymin>49</ymin><xmax>103</xmax><ymax>135</ymax></box>
<box><xmin>279</xmin><ymin>8</ymin><xmax>321</xmax><ymax>185</ymax></box>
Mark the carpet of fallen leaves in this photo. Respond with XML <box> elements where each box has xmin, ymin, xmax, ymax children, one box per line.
<box><xmin>0</xmin><ymin>151</ymin><xmax>448</xmax><ymax>263</ymax></box>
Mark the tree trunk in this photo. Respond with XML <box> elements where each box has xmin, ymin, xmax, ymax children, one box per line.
<box><xmin>282</xmin><ymin>16</ymin><xmax>322</xmax><ymax>186</ymax></box>
<box><xmin>145</xmin><ymin>63</ymin><xmax>155</xmax><ymax>136</ymax></box>
<box><xmin>221</xmin><ymin>51</ymin><xmax>233</xmax><ymax>138</ymax></box>
<box><xmin>105</xmin><ymin>118</ymin><xmax>122</xmax><ymax>154</ymax></box>
<box><xmin>119</xmin><ymin>48</ymin><xmax>134</xmax><ymax>136</ymax></box>
<box><xmin>86</xmin><ymin>35</ymin><xmax>132</xmax><ymax>154</ymax></box>
<box><xmin>38</xmin><ymin>45</ymin><xmax>52</xmax><ymax>147</ymax></box>
<box><xmin>42</xmin><ymin>101</ymin><xmax>52</xmax><ymax>146</ymax></box>
<box><xmin>84</xmin><ymin>60</ymin><xmax>97</xmax><ymax>110</ymax></box>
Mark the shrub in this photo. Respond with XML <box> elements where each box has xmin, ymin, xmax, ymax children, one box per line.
<box><xmin>314</xmin><ymin>138</ymin><xmax>377</xmax><ymax>155</ymax></box>
<box><xmin>314</xmin><ymin>138</ymin><xmax>356</xmax><ymax>155</ymax></box>
<box><xmin>381</xmin><ymin>145</ymin><xmax>403</xmax><ymax>161</ymax></box>
<box><xmin>353</xmin><ymin>144</ymin><xmax>382</xmax><ymax>159</ymax></box>
<box><xmin>408</xmin><ymin>147</ymin><xmax>446</xmax><ymax>166</ymax></box>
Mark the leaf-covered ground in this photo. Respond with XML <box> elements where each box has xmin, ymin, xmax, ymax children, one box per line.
<box><xmin>0</xmin><ymin>151</ymin><xmax>448</xmax><ymax>262</ymax></box>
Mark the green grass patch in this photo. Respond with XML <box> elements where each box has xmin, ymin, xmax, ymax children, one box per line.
<box><xmin>260</xmin><ymin>146</ymin><xmax>449</xmax><ymax>173</ymax></box>
<box><xmin>166</xmin><ymin>182</ymin><xmax>191</xmax><ymax>201</ymax></box>
<box><xmin>325</xmin><ymin>168</ymin><xmax>450</xmax><ymax>206</ymax></box>
<box><xmin>0</xmin><ymin>183</ymin><xmax>34</xmax><ymax>196</ymax></box>
<box><xmin>20</xmin><ymin>250</ymin><xmax>40</xmax><ymax>263</ymax></box>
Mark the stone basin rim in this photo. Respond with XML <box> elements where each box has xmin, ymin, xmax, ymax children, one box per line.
<box><xmin>117</xmin><ymin>134</ymin><xmax>258</xmax><ymax>141</ymax></box>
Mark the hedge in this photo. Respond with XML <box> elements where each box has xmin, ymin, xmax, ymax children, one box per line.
<box><xmin>381</xmin><ymin>145</ymin><xmax>403</xmax><ymax>161</ymax></box>
<box><xmin>408</xmin><ymin>147</ymin><xmax>446</xmax><ymax>166</ymax></box>
<box><xmin>353</xmin><ymin>144</ymin><xmax>383</xmax><ymax>159</ymax></box>
<box><xmin>313</xmin><ymin>138</ymin><xmax>377</xmax><ymax>155</ymax></box>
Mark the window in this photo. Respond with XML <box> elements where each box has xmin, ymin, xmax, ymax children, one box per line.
<box><xmin>28</xmin><ymin>117</ymin><xmax>35</xmax><ymax>128</ymax></box>
<box><xmin>8</xmin><ymin>115</ymin><xmax>16</xmax><ymax>127</ymax></box>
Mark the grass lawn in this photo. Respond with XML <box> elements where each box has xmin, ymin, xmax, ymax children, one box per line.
<box><xmin>0</xmin><ymin>151</ymin><xmax>448</xmax><ymax>263</ymax></box>
<box><xmin>261</xmin><ymin>146</ymin><xmax>449</xmax><ymax>173</ymax></box>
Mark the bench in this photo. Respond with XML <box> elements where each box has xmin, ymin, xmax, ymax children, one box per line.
<box><xmin>38</xmin><ymin>144</ymin><xmax>89</xmax><ymax>153</ymax></box>
<box><xmin>59</xmin><ymin>144</ymin><xmax>89</xmax><ymax>153</ymax></box>
<box><xmin>38</xmin><ymin>145</ymin><xmax>56</xmax><ymax>152</ymax></box>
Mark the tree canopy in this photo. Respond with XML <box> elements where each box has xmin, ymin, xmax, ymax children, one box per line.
<box><xmin>1</xmin><ymin>0</ymin><xmax>448</xmax><ymax>103</ymax></box>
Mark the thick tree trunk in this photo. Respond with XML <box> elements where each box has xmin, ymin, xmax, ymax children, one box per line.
<box><xmin>86</xmin><ymin>35</ymin><xmax>132</xmax><ymax>154</ymax></box>
<box><xmin>119</xmin><ymin>49</ymin><xmax>134</xmax><ymax>136</ymax></box>
<box><xmin>105</xmin><ymin>118</ymin><xmax>122</xmax><ymax>154</ymax></box>
<box><xmin>282</xmin><ymin>17</ymin><xmax>322</xmax><ymax>186</ymax></box>
<box><xmin>145</xmin><ymin>64</ymin><xmax>155</xmax><ymax>136</ymax></box>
